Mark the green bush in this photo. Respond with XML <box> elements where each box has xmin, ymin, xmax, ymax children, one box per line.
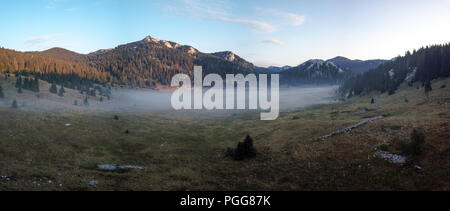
<box><xmin>399</xmin><ymin>129</ymin><xmax>426</xmax><ymax>156</ymax></box>
<box><xmin>226</xmin><ymin>135</ymin><xmax>257</xmax><ymax>161</ymax></box>
<box><xmin>379</xmin><ymin>143</ymin><xmax>389</xmax><ymax>151</ymax></box>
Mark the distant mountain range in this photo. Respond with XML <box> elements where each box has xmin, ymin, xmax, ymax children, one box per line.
<box><xmin>0</xmin><ymin>36</ymin><xmax>388</xmax><ymax>87</ymax></box>
<box><xmin>267</xmin><ymin>65</ymin><xmax>292</xmax><ymax>72</ymax></box>
<box><xmin>280</xmin><ymin>59</ymin><xmax>350</xmax><ymax>84</ymax></box>
<box><xmin>326</xmin><ymin>56</ymin><xmax>387</xmax><ymax>74</ymax></box>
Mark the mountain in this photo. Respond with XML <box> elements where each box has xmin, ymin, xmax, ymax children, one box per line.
<box><xmin>86</xmin><ymin>36</ymin><xmax>255</xmax><ymax>86</ymax></box>
<box><xmin>280</xmin><ymin>59</ymin><xmax>351</xmax><ymax>84</ymax></box>
<box><xmin>267</xmin><ymin>65</ymin><xmax>292</xmax><ymax>72</ymax></box>
<box><xmin>1</xmin><ymin>36</ymin><xmax>256</xmax><ymax>87</ymax></box>
<box><xmin>326</xmin><ymin>56</ymin><xmax>386</xmax><ymax>74</ymax></box>
<box><xmin>0</xmin><ymin>35</ymin><xmax>395</xmax><ymax>88</ymax></box>
<box><xmin>0</xmin><ymin>47</ymin><xmax>109</xmax><ymax>82</ymax></box>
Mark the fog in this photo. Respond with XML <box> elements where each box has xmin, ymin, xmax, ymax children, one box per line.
<box><xmin>108</xmin><ymin>85</ymin><xmax>339</xmax><ymax>114</ymax></box>
<box><xmin>1</xmin><ymin>84</ymin><xmax>339</xmax><ymax>117</ymax></box>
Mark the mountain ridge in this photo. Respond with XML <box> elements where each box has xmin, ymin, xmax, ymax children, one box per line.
<box><xmin>326</xmin><ymin>56</ymin><xmax>387</xmax><ymax>74</ymax></box>
<box><xmin>1</xmin><ymin>36</ymin><xmax>392</xmax><ymax>87</ymax></box>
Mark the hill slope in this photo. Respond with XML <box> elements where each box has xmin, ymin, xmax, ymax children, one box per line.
<box><xmin>340</xmin><ymin>44</ymin><xmax>450</xmax><ymax>96</ymax></box>
<box><xmin>29</xmin><ymin>47</ymin><xmax>89</xmax><ymax>63</ymax></box>
<box><xmin>326</xmin><ymin>56</ymin><xmax>386</xmax><ymax>74</ymax></box>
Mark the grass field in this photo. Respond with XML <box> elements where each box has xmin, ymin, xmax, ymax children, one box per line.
<box><xmin>0</xmin><ymin>77</ymin><xmax>449</xmax><ymax>190</ymax></box>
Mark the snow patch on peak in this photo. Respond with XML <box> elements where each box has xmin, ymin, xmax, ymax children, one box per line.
<box><xmin>405</xmin><ymin>67</ymin><xmax>417</xmax><ymax>81</ymax></box>
<box><xmin>305</xmin><ymin>59</ymin><xmax>325</xmax><ymax>70</ymax></box>
<box><xmin>388</xmin><ymin>69</ymin><xmax>395</xmax><ymax>78</ymax></box>
<box><xmin>307</xmin><ymin>59</ymin><xmax>325</xmax><ymax>64</ymax></box>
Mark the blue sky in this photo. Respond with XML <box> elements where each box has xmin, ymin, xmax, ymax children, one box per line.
<box><xmin>1</xmin><ymin>0</ymin><xmax>449</xmax><ymax>67</ymax></box>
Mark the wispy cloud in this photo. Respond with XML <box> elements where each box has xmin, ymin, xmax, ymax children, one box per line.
<box><xmin>164</xmin><ymin>0</ymin><xmax>276</xmax><ymax>32</ymax></box>
<box><xmin>285</xmin><ymin>13</ymin><xmax>305</xmax><ymax>26</ymax></box>
<box><xmin>262</xmin><ymin>39</ymin><xmax>284</xmax><ymax>46</ymax></box>
<box><xmin>255</xmin><ymin>7</ymin><xmax>306</xmax><ymax>27</ymax></box>
<box><xmin>220</xmin><ymin>18</ymin><xmax>277</xmax><ymax>32</ymax></box>
<box><xmin>25</xmin><ymin>35</ymin><xmax>53</xmax><ymax>46</ymax></box>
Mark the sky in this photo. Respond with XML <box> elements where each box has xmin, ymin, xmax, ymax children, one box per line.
<box><xmin>0</xmin><ymin>0</ymin><xmax>449</xmax><ymax>67</ymax></box>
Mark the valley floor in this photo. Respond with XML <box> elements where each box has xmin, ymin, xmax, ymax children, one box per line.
<box><xmin>0</xmin><ymin>78</ymin><xmax>449</xmax><ymax>190</ymax></box>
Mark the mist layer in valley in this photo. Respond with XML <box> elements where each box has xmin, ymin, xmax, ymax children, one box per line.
<box><xmin>111</xmin><ymin>85</ymin><xmax>338</xmax><ymax>115</ymax></box>
<box><xmin>0</xmin><ymin>77</ymin><xmax>338</xmax><ymax>117</ymax></box>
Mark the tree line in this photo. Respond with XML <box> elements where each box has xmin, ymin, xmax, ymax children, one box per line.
<box><xmin>340</xmin><ymin>43</ymin><xmax>450</xmax><ymax>96</ymax></box>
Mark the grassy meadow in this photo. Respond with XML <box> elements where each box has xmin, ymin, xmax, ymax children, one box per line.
<box><xmin>0</xmin><ymin>76</ymin><xmax>449</xmax><ymax>190</ymax></box>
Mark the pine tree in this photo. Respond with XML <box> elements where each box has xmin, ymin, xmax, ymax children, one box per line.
<box><xmin>226</xmin><ymin>135</ymin><xmax>257</xmax><ymax>161</ymax></box>
<box><xmin>0</xmin><ymin>84</ymin><xmax>4</xmax><ymax>98</ymax></box>
<box><xmin>12</xmin><ymin>100</ymin><xmax>18</xmax><ymax>109</ymax></box>
<box><xmin>15</xmin><ymin>76</ymin><xmax>22</xmax><ymax>89</ymax></box>
<box><xmin>49</xmin><ymin>84</ymin><xmax>58</xmax><ymax>94</ymax></box>
<box><xmin>32</xmin><ymin>77</ymin><xmax>40</xmax><ymax>92</ymax></box>
<box><xmin>425</xmin><ymin>80</ymin><xmax>432</xmax><ymax>100</ymax></box>
<box><xmin>84</xmin><ymin>96</ymin><xmax>89</xmax><ymax>106</ymax></box>
<box><xmin>58</xmin><ymin>86</ymin><xmax>65</xmax><ymax>97</ymax></box>
<box><xmin>23</xmin><ymin>78</ymin><xmax>30</xmax><ymax>90</ymax></box>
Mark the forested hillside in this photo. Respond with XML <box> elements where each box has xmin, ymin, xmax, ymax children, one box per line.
<box><xmin>0</xmin><ymin>36</ymin><xmax>257</xmax><ymax>88</ymax></box>
<box><xmin>0</xmin><ymin>48</ymin><xmax>110</xmax><ymax>83</ymax></box>
<box><xmin>340</xmin><ymin>44</ymin><xmax>450</xmax><ymax>96</ymax></box>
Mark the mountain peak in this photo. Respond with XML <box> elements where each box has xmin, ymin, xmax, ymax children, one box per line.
<box><xmin>327</xmin><ymin>56</ymin><xmax>351</xmax><ymax>62</ymax></box>
<box><xmin>301</xmin><ymin>59</ymin><xmax>325</xmax><ymax>67</ymax></box>
<box><xmin>31</xmin><ymin>47</ymin><xmax>88</xmax><ymax>63</ymax></box>
<box><xmin>143</xmin><ymin>36</ymin><xmax>160</xmax><ymax>43</ymax></box>
<box><xmin>211</xmin><ymin>51</ymin><xmax>236</xmax><ymax>62</ymax></box>
<box><xmin>141</xmin><ymin>36</ymin><xmax>189</xmax><ymax>50</ymax></box>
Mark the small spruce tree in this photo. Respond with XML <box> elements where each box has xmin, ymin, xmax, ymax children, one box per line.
<box><xmin>424</xmin><ymin>81</ymin><xmax>432</xmax><ymax>100</ymax></box>
<box><xmin>50</xmin><ymin>84</ymin><xmax>58</xmax><ymax>94</ymax></box>
<box><xmin>84</xmin><ymin>96</ymin><xmax>89</xmax><ymax>106</ymax></box>
<box><xmin>58</xmin><ymin>86</ymin><xmax>65</xmax><ymax>97</ymax></box>
<box><xmin>12</xmin><ymin>100</ymin><xmax>18</xmax><ymax>109</ymax></box>
<box><xmin>0</xmin><ymin>84</ymin><xmax>4</xmax><ymax>98</ymax></box>
<box><xmin>32</xmin><ymin>77</ymin><xmax>40</xmax><ymax>92</ymax></box>
<box><xmin>15</xmin><ymin>76</ymin><xmax>22</xmax><ymax>88</ymax></box>
<box><xmin>226</xmin><ymin>135</ymin><xmax>257</xmax><ymax>161</ymax></box>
